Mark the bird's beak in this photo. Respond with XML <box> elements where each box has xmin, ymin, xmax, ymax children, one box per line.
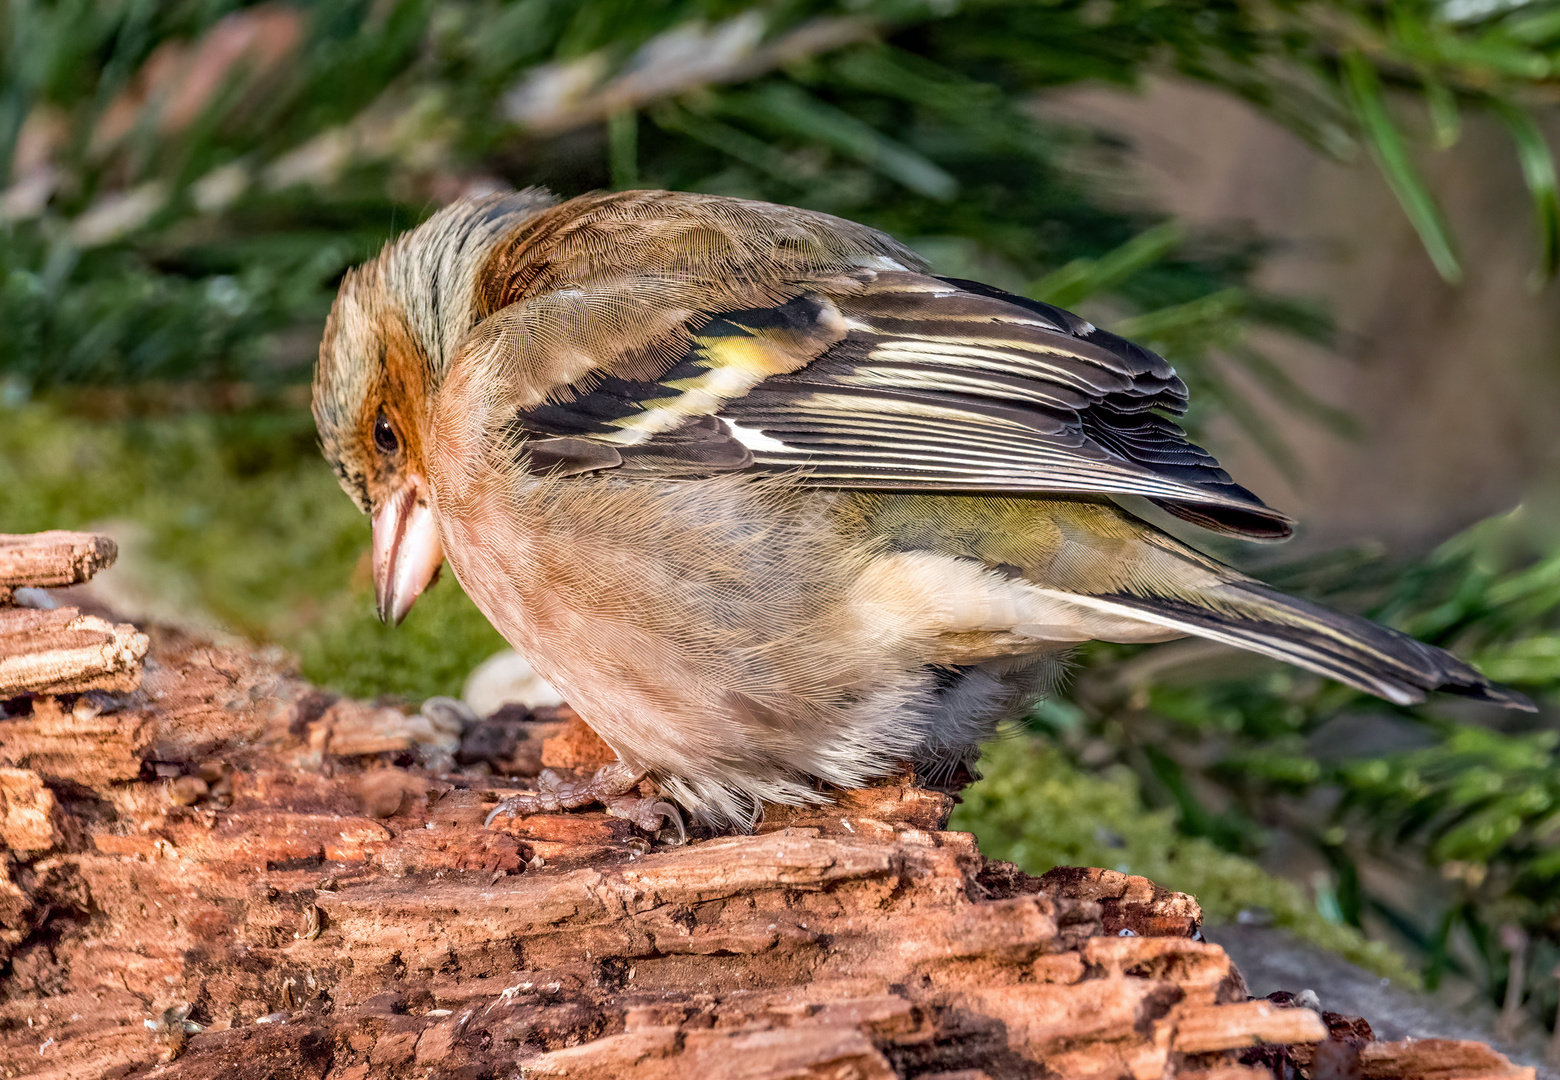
<box><xmin>372</xmin><ymin>476</ymin><xmax>444</xmax><ymax>625</ymax></box>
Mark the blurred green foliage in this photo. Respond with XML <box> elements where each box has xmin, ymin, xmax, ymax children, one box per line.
<box><xmin>5</xmin><ymin>0</ymin><xmax>1560</xmax><ymax>391</ymax></box>
<box><xmin>3</xmin><ymin>0</ymin><xmax>1560</xmax><ymax>1036</ymax></box>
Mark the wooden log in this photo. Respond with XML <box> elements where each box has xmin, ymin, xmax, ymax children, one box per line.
<box><xmin>1173</xmin><ymin>1001</ymin><xmax>1331</xmax><ymax>1053</ymax></box>
<box><xmin>0</xmin><ymin>531</ymin><xmax>147</xmax><ymax>699</ymax></box>
<box><xmin>0</xmin><ymin>531</ymin><xmax>117</xmax><ymax>589</ymax></box>
<box><xmin>0</xmin><ymin>605</ymin><xmax>149</xmax><ymax>697</ymax></box>
<box><xmin>0</xmin><ymin>693</ymin><xmax>154</xmax><ymax>785</ymax></box>
<box><xmin>1359</xmin><ymin>1038</ymin><xmax>1535</xmax><ymax>1078</ymax></box>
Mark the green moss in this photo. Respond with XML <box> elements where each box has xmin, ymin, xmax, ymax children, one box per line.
<box><xmin>951</xmin><ymin>736</ymin><xmax>1417</xmax><ymax>985</ymax></box>
<box><xmin>293</xmin><ymin>581</ymin><xmax>506</xmax><ymax>701</ymax></box>
<box><xmin>0</xmin><ymin>400</ymin><xmax>502</xmax><ymax>701</ymax></box>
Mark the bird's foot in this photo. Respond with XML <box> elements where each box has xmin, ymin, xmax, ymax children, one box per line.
<box><xmin>603</xmin><ymin>794</ymin><xmax>686</xmax><ymax>844</ymax></box>
<box><xmin>485</xmin><ymin>761</ymin><xmax>686</xmax><ymax>843</ymax></box>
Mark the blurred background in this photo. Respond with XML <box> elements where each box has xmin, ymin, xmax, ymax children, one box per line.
<box><xmin>4</xmin><ymin>0</ymin><xmax>1560</xmax><ymax>1057</ymax></box>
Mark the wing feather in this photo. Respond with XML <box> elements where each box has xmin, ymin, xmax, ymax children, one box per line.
<box><xmin>494</xmin><ymin>267</ymin><xmax>1291</xmax><ymax>538</ymax></box>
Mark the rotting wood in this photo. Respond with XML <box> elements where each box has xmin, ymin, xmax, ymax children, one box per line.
<box><xmin>0</xmin><ymin>531</ymin><xmax>148</xmax><ymax>699</ymax></box>
<box><xmin>0</xmin><ymin>605</ymin><xmax>149</xmax><ymax>696</ymax></box>
<box><xmin>0</xmin><ymin>768</ymin><xmax>56</xmax><ymax>853</ymax></box>
<box><xmin>0</xmin><ymin>531</ymin><xmax>117</xmax><ymax>589</ymax></box>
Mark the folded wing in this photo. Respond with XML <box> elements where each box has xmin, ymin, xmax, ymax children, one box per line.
<box><xmin>487</xmin><ymin>269</ymin><xmax>1292</xmax><ymax>539</ymax></box>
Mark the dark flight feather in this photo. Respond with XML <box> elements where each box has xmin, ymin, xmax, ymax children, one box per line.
<box><xmin>505</xmin><ymin>270</ymin><xmax>1293</xmax><ymax>539</ymax></box>
<box><xmin>1054</xmin><ymin>583</ymin><xmax>1533</xmax><ymax>709</ymax></box>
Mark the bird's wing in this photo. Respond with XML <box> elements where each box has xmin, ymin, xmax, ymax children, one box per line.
<box><xmin>457</xmin><ymin>267</ymin><xmax>1292</xmax><ymax>539</ymax></box>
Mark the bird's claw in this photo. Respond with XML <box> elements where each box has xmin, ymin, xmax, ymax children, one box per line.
<box><xmin>604</xmin><ymin>796</ymin><xmax>687</xmax><ymax>844</ymax></box>
<box><xmin>483</xmin><ymin>768</ymin><xmax>575</xmax><ymax>826</ymax></box>
<box><xmin>484</xmin><ymin>761</ymin><xmax>682</xmax><ymax>842</ymax></box>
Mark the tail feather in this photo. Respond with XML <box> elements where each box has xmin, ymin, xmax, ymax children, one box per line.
<box><xmin>1042</xmin><ymin>581</ymin><xmax>1534</xmax><ymax>711</ymax></box>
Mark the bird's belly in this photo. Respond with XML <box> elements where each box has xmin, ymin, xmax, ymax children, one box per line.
<box><xmin>434</xmin><ymin>476</ymin><xmax>927</xmax><ymax>785</ymax></box>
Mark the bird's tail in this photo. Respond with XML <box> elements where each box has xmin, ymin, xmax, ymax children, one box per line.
<box><xmin>1043</xmin><ymin>578</ymin><xmax>1533</xmax><ymax>710</ymax></box>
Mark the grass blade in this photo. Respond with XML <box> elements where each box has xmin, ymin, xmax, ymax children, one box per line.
<box><xmin>724</xmin><ymin>82</ymin><xmax>958</xmax><ymax>200</ymax></box>
<box><xmin>1030</xmin><ymin>221</ymin><xmax>1184</xmax><ymax>308</ymax></box>
<box><xmin>650</xmin><ymin>102</ymin><xmax>798</xmax><ymax>182</ymax></box>
<box><xmin>1341</xmin><ymin>51</ymin><xmax>1462</xmax><ymax>283</ymax></box>
<box><xmin>1227</xmin><ymin>344</ymin><xmax>1360</xmax><ymax>438</ymax></box>
<box><xmin>1425</xmin><ymin>78</ymin><xmax>1462</xmax><ymax>150</ymax></box>
<box><xmin>1490</xmin><ymin>98</ymin><xmax>1560</xmax><ymax>281</ymax></box>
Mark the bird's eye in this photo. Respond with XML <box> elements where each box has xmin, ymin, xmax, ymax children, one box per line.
<box><xmin>373</xmin><ymin>411</ymin><xmax>399</xmax><ymax>454</ymax></box>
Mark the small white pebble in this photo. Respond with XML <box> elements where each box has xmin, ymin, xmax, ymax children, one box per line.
<box><xmin>13</xmin><ymin>587</ymin><xmax>59</xmax><ymax>610</ymax></box>
<box><xmin>462</xmin><ymin>650</ymin><xmax>564</xmax><ymax>714</ymax></box>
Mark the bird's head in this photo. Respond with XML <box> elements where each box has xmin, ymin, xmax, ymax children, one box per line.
<box><xmin>314</xmin><ymin>260</ymin><xmax>446</xmax><ymax>625</ymax></box>
<box><xmin>312</xmin><ymin>189</ymin><xmax>557</xmax><ymax>624</ymax></box>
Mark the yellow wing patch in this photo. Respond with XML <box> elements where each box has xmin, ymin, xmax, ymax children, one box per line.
<box><xmin>601</xmin><ymin>303</ymin><xmax>841</xmax><ymax>445</ymax></box>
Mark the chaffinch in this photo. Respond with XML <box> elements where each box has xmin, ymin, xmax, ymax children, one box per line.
<box><xmin>313</xmin><ymin>189</ymin><xmax>1530</xmax><ymax>830</ymax></box>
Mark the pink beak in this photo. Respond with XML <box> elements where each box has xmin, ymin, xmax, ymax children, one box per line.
<box><xmin>372</xmin><ymin>476</ymin><xmax>444</xmax><ymax>625</ymax></box>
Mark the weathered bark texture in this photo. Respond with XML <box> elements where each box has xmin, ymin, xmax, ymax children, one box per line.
<box><xmin>0</xmin><ymin>532</ymin><xmax>148</xmax><ymax>697</ymax></box>
<box><xmin>0</xmin><ymin>532</ymin><xmax>118</xmax><ymax>590</ymax></box>
<box><xmin>0</xmin><ymin>532</ymin><xmax>1536</xmax><ymax>1079</ymax></box>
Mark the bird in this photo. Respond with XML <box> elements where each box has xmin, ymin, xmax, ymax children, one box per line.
<box><xmin>313</xmin><ymin>188</ymin><xmax>1532</xmax><ymax>831</ymax></box>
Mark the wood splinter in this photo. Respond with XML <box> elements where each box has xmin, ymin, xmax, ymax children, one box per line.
<box><xmin>0</xmin><ymin>531</ymin><xmax>149</xmax><ymax>699</ymax></box>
